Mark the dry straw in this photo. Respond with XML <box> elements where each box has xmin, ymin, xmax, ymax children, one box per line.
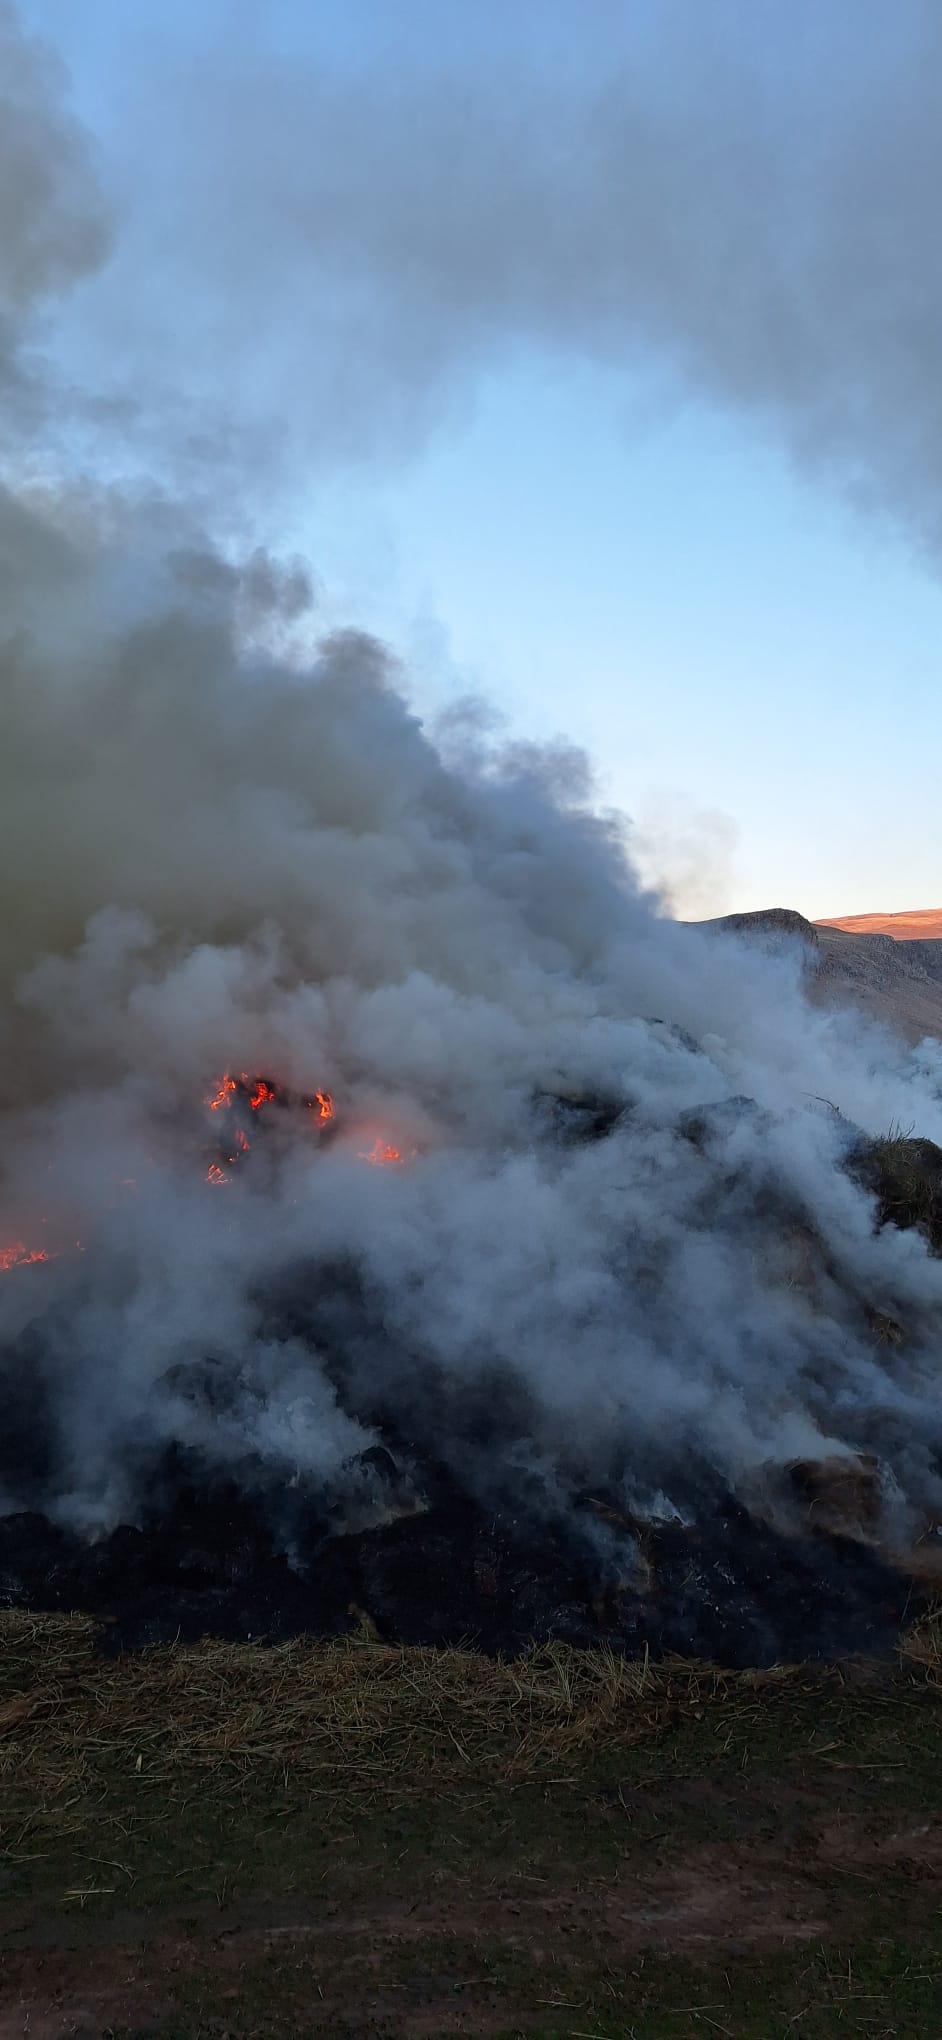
<box><xmin>3</xmin><ymin>1608</ymin><xmax>936</xmax><ymax>1814</ymax></box>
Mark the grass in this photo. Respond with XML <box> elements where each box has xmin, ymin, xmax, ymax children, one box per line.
<box><xmin>0</xmin><ymin>1614</ymin><xmax>797</xmax><ymax>1791</ymax></box>
<box><xmin>855</xmin><ymin>1129</ymin><xmax>942</xmax><ymax>1250</ymax></box>
<box><xmin>7</xmin><ymin>1610</ymin><xmax>936</xmax><ymax>1822</ymax></box>
<box><xmin>4</xmin><ymin>1612</ymin><xmax>942</xmax><ymax>2035</ymax></box>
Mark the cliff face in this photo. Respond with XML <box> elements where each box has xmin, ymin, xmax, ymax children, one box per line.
<box><xmin>701</xmin><ymin>907</ymin><xmax>942</xmax><ymax>1044</ymax></box>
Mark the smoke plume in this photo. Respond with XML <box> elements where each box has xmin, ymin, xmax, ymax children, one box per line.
<box><xmin>47</xmin><ymin>0</ymin><xmax>942</xmax><ymax>558</ymax></box>
<box><xmin>2</xmin><ymin>480</ymin><xmax>942</xmax><ymax>1543</ymax></box>
<box><xmin>2</xmin><ymin>3</ymin><xmax>942</xmax><ymax>1559</ymax></box>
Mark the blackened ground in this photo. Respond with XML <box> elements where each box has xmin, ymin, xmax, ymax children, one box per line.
<box><xmin>0</xmin><ymin>1475</ymin><xmax>917</xmax><ymax>1663</ymax></box>
<box><xmin>1</xmin><ymin>1111</ymin><xmax>936</xmax><ymax>1668</ymax></box>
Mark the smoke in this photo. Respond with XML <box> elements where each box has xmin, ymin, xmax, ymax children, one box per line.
<box><xmin>630</xmin><ymin>794</ymin><xmax>741</xmax><ymax>921</ymax></box>
<box><xmin>2</xmin><ymin>3</ymin><xmax>942</xmax><ymax>1555</ymax></box>
<box><xmin>0</xmin><ymin>0</ymin><xmax>109</xmax><ymax>430</ymax></box>
<box><xmin>42</xmin><ymin>0</ymin><xmax>942</xmax><ymax>558</ymax></box>
<box><xmin>1</xmin><ymin>478</ymin><xmax>942</xmax><ymax>1542</ymax></box>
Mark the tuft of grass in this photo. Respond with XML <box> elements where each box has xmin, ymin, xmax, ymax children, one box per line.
<box><xmin>855</xmin><ymin>1129</ymin><xmax>942</xmax><ymax>1249</ymax></box>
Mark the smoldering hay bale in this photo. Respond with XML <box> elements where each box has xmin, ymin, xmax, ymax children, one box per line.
<box><xmin>1</xmin><ymin>493</ymin><xmax>942</xmax><ymax>1658</ymax></box>
<box><xmin>1</xmin><ymin>0</ymin><xmax>942</xmax><ymax>1664</ymax></box>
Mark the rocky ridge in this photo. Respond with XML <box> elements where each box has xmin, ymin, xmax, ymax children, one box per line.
<box><xmin>702</xmin><ymin>907</ymin><xmax>942</xmax><ymax>1044</ymax></box>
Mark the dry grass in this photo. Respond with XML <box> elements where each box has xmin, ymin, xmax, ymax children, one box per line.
<box><xmin>860</xmin><ymin>1130</ymin><xmax>942</xmax><ymax>1248</ymax></box>
<box><xmin>897</xmin><ymin>1603</ymin><xmax>942</xmax><ymax>1676</ymax></box>
<box><xmin>3</xmin><ymin>1622</ymin><xmax>942</xmax><ymax>2040</ymax></box>
<box><xmin>3</xmin><ymin>1607</ymin><xmax>942</xmax><ymax>1973</ymax></box>
<box><xmin>0</xmin><ymin>1613</ymin><xmax>678</xmax><ymax>1798</ymax></box>
<box><xmin>2</xmin><ymin>1608</ymin><xmax>939</xmax><ymax>1814</ymax></box>
<box><xmin>0</xmin><ymin>1613</ymin><xmax>809</xmax><ymax>1809</ymax></box>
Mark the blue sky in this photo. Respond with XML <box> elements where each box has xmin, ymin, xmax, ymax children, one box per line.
<box><xmin>21</xmin><ymin>0</ymin><xmax>942</xmax><ymax>918</ymax></box>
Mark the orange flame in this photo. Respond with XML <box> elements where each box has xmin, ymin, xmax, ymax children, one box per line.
<box><xmin>203</xmin><ymin>1069</ymin><xmax>336</xmax><ymax>1186</ymax></box>
<box><xmin>244</xmin><ymin>1076</ymin><xmax>276</xmax><ymax>1111</ymax></box>
<box><xmin>0</xmin><ymin>1241</ymin><xmax>51</xmax><ymax>1271</ymax></box>
<box><xmin>207</xmin><ymin>1074</ymin><xmax>237</xmax><ymax>1112</ymax></box>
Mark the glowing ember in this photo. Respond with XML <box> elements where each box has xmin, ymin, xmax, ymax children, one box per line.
<box><xmin>244</xmin><ymin>1076</ymin><xmax>276</xmax><ymax>1111</ymax></box>
<box><xmin>202</xmin><ymin>1070</ymin><xmax>336</xmax><ymax>1185</ymax></box>
<box><xmin>207</xmin><ymin>1075</ymin><xmax>237</xmax><ymax>1112</ymax></box>
<box><xmin>0</xmin><ymin>1241</ymin><xmax>51</xmax><ymax>1271</ymax></box>
<box><xmin>359</xmin><ymin>1138</ymin><xmax>403</xmax><ymax>1167</ymax></box>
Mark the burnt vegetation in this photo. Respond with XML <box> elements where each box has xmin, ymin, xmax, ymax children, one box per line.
<box><xmin>1</xmin><ymin>1096</ymin><xmax>940</xmax><ymax>1670</ymax></box>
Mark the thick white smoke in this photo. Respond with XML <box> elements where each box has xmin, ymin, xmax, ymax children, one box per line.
<box><xmin>1</xmin><ymin>484</ymin><xmax>942</xmax><ymax>1542</ymax></box>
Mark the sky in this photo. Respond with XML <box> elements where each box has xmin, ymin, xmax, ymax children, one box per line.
<box><xmin>13</xmin><ymin>0</ymin><xmax>942</xmax><ymax>919</ymax></box>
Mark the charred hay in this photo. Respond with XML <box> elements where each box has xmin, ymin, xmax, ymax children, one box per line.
<box><xmin>0</xmin><ymin>1469</ymin><xmax>922</xmax><ymax>1666</ymax></box>
<box><xmin>1</xmin><ymin>1099</ymin><xmax>941</xmax><ymax>1668</ymax></box>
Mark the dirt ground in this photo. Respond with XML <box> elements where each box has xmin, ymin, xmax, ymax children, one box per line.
<box><xmin>2</xmin><ymin>1623</ymin><xmax>942</xmax><ymax>2037</ymax></box>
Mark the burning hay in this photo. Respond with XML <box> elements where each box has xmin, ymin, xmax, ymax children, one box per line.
<box><xmin>2</xmin><ymin>1047</ymin><xmax>942</xmax><ymax>1661</ymax></box>
<box><xmin>2</xmin><ymin>145</ymin><xmax>942</xmax><ymax>1663</ymax></box>
<box><xmin>0</xmin><ymin>1450</ymin><xmax>928</xmax><ymax>1667</ymax></box>
<box><xmin>3</xmin><ymin>942</ymin><xmax>942</xmax><ymax>1665</ymax></box>
<box><xmin>3</xmin><ymin>0</ymin><xmax>942</xmax><ymax>1697</ymax></box>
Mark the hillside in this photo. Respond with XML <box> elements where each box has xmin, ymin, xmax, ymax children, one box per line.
<box><xmin>817</xmin><ymin>908</ymin><xmax>942</xmax><ymax>940</ymax></box>
<box><xmin>703</xmin><ymin>908</ymin><xmax>942</xmax><ymax>1043</ymax></box>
